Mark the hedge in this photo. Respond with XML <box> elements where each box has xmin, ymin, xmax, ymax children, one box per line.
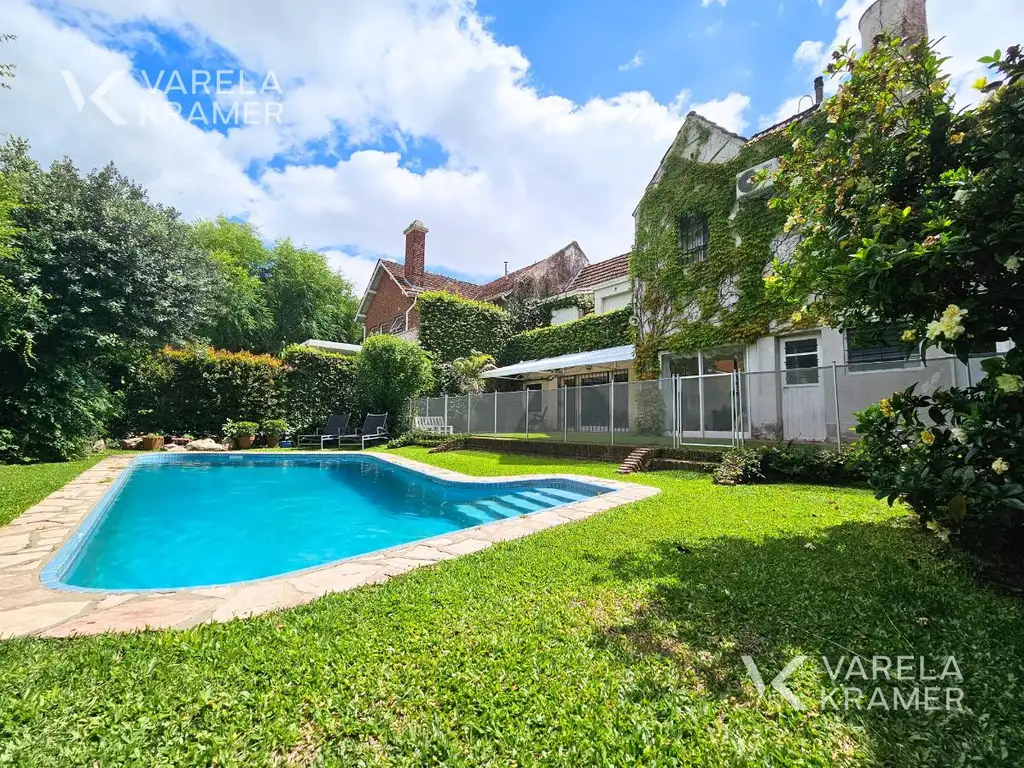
<box><xmin>417</xmin><ymin>291</ymin><xmax>509</xmax><ymax>362</ymax></box>
<box><xmin>115</xmin><ymin>344</ymin><xmax>356</xmax><ymax>437</ymax></box>
<box><xmin>280</xmin><ymin>344</ymin><xmax>356</xmax><ymax>434</ymax></box>
<box><xmin>499</xmin><ymin>307</ymin><xmax>633</xmax><ymax>365</ymax></box>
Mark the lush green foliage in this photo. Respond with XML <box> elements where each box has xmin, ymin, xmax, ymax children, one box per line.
<box><xmin>505</xmin><ymin>293</ymin><xmax>594</xmax><ymax>335</ymax></box>
<box><xmin>354</xmin><ymin>334</ymin><xmax>433</xmax><ymax>432</ymax></box>
<box><xmin>417</xmin><ymin>291</ymin><xmax>509</xmax><ymax>362</ymax></box>
<box><xmin>499</xmin><ymin>307</ymin><xmax>632</xmax><ymax>365</ymax></box>
<box><xmin>714</xmin><ymin>444</ymin><xmax>864</xmax><ymax>486</ymax></box>
<box><xmin>430</xmin><ymin>353</ymin><xmax>496</xmax><ymax>396</ymax></box>
<box><xmin>771</xmin><ymin>41</ymin><xmax>1024</xmax><ymax>354</ymax></box>
<box><xmin>772</xmin><ymin>42</ymin><xmax>1024</xmax><ymax>550</ymax></box>
<box><xmin>192</xmin><ymin>217</ymin><xmax>359</xmax><ymax>353</ymax></box>
<box><xmin>2</xmin><ymin>449</ymin><xmax>1023</xmax><ymax>765</ymax></box>
<box><xmin>631</xmin><ymin>127</ymin><xmax>791</xmax><ymax>375</ymax></box>
<box><xmin>222</xmin><ymin>420</ymin><xmax>258</xmax><ymax>439</ymax></box>
<box><xmin>385</xmin><ymin>430</ymin><xmax>470</xmax><ymax>449</ymax></box>
<box><xmin>261</xmin><ymin>419</ymin><xmax>289</xmax><ymax>438</ymax></box>
<box><xmin>114</xmin><ymin>346</ymin><xmax>285</xmax><ymax>437</ymax></box>
<box><xmin>0</xmin><ymin>139</ymin><xmax>217</xmax><ymax>460</ymax></box>
<box><xmin>279</xmin><ymin>344</ymin><xmax>356</xmax><ymax>434</ymax></box>
<box><xmin>855</xmin><ymin>354</ymin><xmax>1024</xmax><ymax>545</ymax></box>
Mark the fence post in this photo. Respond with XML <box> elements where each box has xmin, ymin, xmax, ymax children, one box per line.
<box><xmin>671</xmin><ymin>376</ymin><xmax>678</xmax><ymax>449</ymax></box>
<box><xmin>493</xmin><ymin>391</ymin><xmax>498</xmax><ymax>435</ymax></box>
<box><xmin>524</xmin><ymin>389</ymin><xmax>529</xmax><ymax>439</ymax></box>
<box><xmin>832</xmin><ymin>361</ymin><xmax>842</xmax><ymax>452</ymax></box>
<box><xmin>563</xmin><ymin>385</ymin><xmax>568</xmax><ymax>443</ymax></box>
<box><xmin>466</xmin><ymin>393</ymin><xmax>471</xmax><ymax>435</ymax></box>
<box><xmin>444</xmin><ymin>394</ymin><xmax>448</xmax><ymax>431</ymax></box>
<box><xmin>609</xmin><ymin>380</ymin><xmax>615</xmax><ymax>446</ymax></box>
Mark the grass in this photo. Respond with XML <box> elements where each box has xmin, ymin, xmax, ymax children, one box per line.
<box><xmin>0</xmin><ymin>453</ymin><xmax>115</xmax><ymax>527</ymax></box>
<box><xmin>1</xmin><ymin>449</ymin><xmax>1023</xmax><ymax>766</ymax></box>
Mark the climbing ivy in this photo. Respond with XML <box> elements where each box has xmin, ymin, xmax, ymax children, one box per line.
<box><xmin>417</xmin><ymin>291</ymin><xmax>510</xmax><ymax>362</ymax></box>
<box><xmin>499</xmin><ymin>307</ymin><xmax>632</xmax><ymax>366</ymax></box>
<box><xmin>631</xmin><ymin>129</ymin><xmax>799</xmax><ymax>376</ymax></box>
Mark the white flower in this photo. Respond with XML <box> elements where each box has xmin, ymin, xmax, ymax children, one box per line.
<box><xmin>953</xmin><ymin>188</ymin><xmax>969</xmax><ymax>203</ymax></box>
<box><xmin>996</xmin><ymin>374</ymin><xmax>1024</xmax><ymax>394</ymax></box>
<box><xmin>950</xmin><ymin>427</ymin><xmax>968</xmax><ymax>444</ymax></box>
<box><xmin>926</xmin><ymin>305</ymin><xmax>968</xmax><ymax>341</ymax></box>
<box><xmin>992</xmin><ymin>458</ymin><xmax>1010</xmax><ymax>475</ymax></box>
<box><xmin>1005</xmin><ymin>256</ymin><xmax>1020</xmax><ymax>274</ymax></box>
<box><xmin>901</xmin><ymin>444</ymin><xmax>911</xmax><ymax>453</ymax></box>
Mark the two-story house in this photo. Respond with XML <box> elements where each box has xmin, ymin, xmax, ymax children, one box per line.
<box><xmin>355</xmin><ymin>221</ymin><xmax>590</xmax><ymax>340</ymax></box>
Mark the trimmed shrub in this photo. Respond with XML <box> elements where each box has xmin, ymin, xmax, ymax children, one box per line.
<box><xmin>499</xmin><ymin>307</ymin><xmax>632</xmax><ymax>365</ymax></box>
<box><xmin>354</xmin><ymin>334</ymin><xmax>433</xmax><ymax>434</ymax></box>
<box><xmin>387</xmin><ymin>430</ymin><xmax>470</xmax><ymax>449</ymax></box>
<box><xmin>418</xmin><ymin>291</ymin><xmax>509</xmax><ymax>362</ymax></box>
<box><xmin>114</xmin><ymin>345</ymin><xmax>285</xmax><ymax>436</ymax></box>
<box><xmin>280</xmin><ymin>344</ymin><xmax>356</xmax><ymax>434</ymax></box>
<box><xmin>713</xmin><ymin>444</ymin><xmax>864</xmax><ymax>486</ymax></box>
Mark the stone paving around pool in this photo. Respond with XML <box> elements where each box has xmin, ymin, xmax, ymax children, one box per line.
<box><xmin>0</xmin><ymin>453</ymin><xmax>659</xmax><ymax>638</ymax></box>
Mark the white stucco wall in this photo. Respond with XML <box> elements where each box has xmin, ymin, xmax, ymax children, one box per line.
<box><xmin>551</xmin><ymin>306</ymin><xmax>581</xmax><ymax>325</ymax></box>
<box><xmin>594</xmin><ymin>278</ymin><xmax>631</xmax><ymax>314</ymax></box>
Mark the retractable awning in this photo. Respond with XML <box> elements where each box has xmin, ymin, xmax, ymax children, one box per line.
<box><xmin>301</xmin><ymin>339</ymin><xmax>362</xmax><ymax>355</ymax></box>
<box><xmin>480</xmin><ymin>345</ymin><xmax>634</xmax><ymax>378</ymax></box>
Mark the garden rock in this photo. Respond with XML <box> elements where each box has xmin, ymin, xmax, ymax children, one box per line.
<box><xmin>185</xmin><ymin>438</ymin><xmax>228</xmax><ymax>453</ymax></box>
<box><xmin>163</xmin><ymin>444</ymin><xmax>187</xmax><ymax>453</ymax></box>
<box><xmin>120</xmin><ymin>437</ymin><xmax>143</xmax><ymax>450</ymax></box>
<box><xmin>92</xmin><ymin>439</ymin><xmax>106</xmax><ymax>453</ymax></box>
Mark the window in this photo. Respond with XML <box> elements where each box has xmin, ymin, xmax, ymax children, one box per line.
<box><xmin>846</xmin><ymin>326</ymin><xmax>921</xmax><ymax>371</ymax></box>
<box><xmin>678</xmin><ymin>214</ymin><xmax>708</xmax><ymax>264</ymax></box>
<box><xmin>784</xmin><ymin>337</ymin><xmax>820</xmax><ymax>386</ymax></box>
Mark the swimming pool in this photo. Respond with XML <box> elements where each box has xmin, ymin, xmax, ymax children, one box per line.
<box><xmin>43</xmin><ymin>454</ymin><xmax>612</xmax><ymax>591</ymax></box>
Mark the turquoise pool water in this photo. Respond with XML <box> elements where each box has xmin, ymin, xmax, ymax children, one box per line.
<box><xmin>46</xmin><ymin>455</ymin><xmax>609</xmax><ymax>591</ymax></box>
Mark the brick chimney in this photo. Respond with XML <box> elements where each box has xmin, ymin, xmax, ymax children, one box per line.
<box><xmin>403</xmin><ymin>220</ymin><xmax>428</xmax><ymax>284</ymax></box>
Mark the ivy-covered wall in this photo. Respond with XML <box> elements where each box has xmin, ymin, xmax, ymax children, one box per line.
<box><xmin>499</xmin><ymin>307</ymin><xmax>632</xmax><ymax>366</ymax></box>
<box><xmin>506</xmin><ymin>294</ymin><xmax>595</xmax><ymax>335</ymax></box>
<box><xmin>417</xmin><ymin>291</ymin><xmax>510</xmax><ymax>362</ymax></box>
<box><xmin>631</xmin><ymin>129</ymin><xmax>798</xmax><ymax>375</ymax></box>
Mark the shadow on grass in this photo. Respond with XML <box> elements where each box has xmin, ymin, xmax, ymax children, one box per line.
<box><xmin>586</xmin><ymin>520</ymin><xmax>1024</xmax><ymax>765</ymax></box>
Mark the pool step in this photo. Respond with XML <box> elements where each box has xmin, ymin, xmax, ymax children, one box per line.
<box><xmin>457</xmin><ymin>488</ymin><xmax>587</xmax><ymax>526</ymax></box>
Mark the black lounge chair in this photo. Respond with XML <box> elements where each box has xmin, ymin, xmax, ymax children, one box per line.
<box><xmin>297</xmin><ymin>413</ymin><xmax>351</xmax><ymax>449</ymax></box>
<box><xmin>339</xmin><ymin>412</ymin><xmax>390</xmax><ymax>449</ymax></box>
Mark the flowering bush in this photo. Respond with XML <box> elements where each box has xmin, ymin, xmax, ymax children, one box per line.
<box><xmin>856</xmin><ymin>350</ymin><xmax>1024</xmax><ymax>544</ymax></box>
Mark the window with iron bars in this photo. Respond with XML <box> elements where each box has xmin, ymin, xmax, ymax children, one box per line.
<box><xmin>678</xmin><ymin>214</ymin><xmax>709</xmax><ymax>264</ymax></box>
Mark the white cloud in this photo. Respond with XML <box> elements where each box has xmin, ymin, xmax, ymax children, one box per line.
<box><xmin>793</xmin><ymin>40</ymin><xmax>825</xmax><ymax>66</ymax></box>
<box><xmin>618</xmin><ymin>51</ymin><xmax>643</xmax><ymax>72</ymax></box>
<box><xmin>692</xmin><ymin>92</ymin><xmax>751</xmax><ymax>135</ymax></box>
<box><xmin>321</xmin><ymin>251</ymin><xmax>378</xmax><ymax>296</ymax></box>
<box><xmin>701</xmin><ymin>0</ymin><xmax>727</xmax><ymax>6</ymax></box>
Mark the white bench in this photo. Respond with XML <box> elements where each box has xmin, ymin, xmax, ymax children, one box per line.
<box><xmin>414</xmin><ymin>416</ymin><xmax>454</xmax><ymax>435</ymax></box>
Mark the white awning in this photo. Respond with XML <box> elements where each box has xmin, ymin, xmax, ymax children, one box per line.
<box><xmin>301</xmin><ymin>339</ymin><xmax>362</xmax><ymax>355</ymax></box>
<box><xmin>480</xmin><ymin>345</ymin><xmax>634</xmax><ymax>378</ymax></box>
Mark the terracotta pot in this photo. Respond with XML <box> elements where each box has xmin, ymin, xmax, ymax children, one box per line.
<box><xmin>141</xmin><ymin>435</ymin><xmax>164</xmax><ymax>451</ymax></box>
<box><xmin>234</xmin><ymin>435</ymin><xmax>255</xmax><ymax>450</ymax></box>
<box><xmin>266</xmin><ymin>435</ymin><xmax>281</xmax><ymax>448</ymax></box>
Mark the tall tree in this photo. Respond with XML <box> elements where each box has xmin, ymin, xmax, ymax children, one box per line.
<box><xmin>0</xmin><ymin>138</ymin><xmax>217</xmax><ymax>460</ymax></box>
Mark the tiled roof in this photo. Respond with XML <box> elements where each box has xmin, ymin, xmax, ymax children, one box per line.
<box><xmin>475</xmin><ymin>242</ymin><xmax>583</xmax><ymax>301</ymax></box>
<box><xmin>379</xmin><ymin>259</ymin><xmax>481</xmax><ymax>298</ymax></box>
<box><xmin>566</xmin><ymin>252</ymin><xmax>630</xmax><ymax>292</ymax></box>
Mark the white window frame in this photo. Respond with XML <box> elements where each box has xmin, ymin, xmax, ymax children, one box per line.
<box><xmin>782</xmin><ymin>335</ymin><xmax>821</xmax><ymax>388</ymax></box>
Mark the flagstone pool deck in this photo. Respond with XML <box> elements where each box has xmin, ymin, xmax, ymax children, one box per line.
<box><xmin>0</xmin><ymin>452</ymin><xmax>658</xmax><ymax>638</ymax></box>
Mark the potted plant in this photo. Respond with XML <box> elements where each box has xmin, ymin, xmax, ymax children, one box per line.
<box><xmin>223</xmin><ymin>420</ymin><xmax>258</xmax><ymax>450</ymax></box>
<box><xmin>141</xmin><ymin>433</ymin><xmax>164</xmax><ymax>451</ymax></box>
<box><xmin>262</xmin><ymin>419</ymin><xmax>289</xmax><ymax>449</ymax></box>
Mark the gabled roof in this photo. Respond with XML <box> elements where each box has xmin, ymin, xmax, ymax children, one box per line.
<box><xmin>565</xmin><ymin>252</ymin><xmax>630</xmax><ymax>293</ymax></box>
<box><xmin>475</xmin><ymin>241</ymin><xmax>586</xmax><ymax>301</ymax></box>
<box><xmin>378</xmin><ymin>259</ymin><xmax>480</xmax><ymax>297</ymax></box>
<box><xmin>747</xmin><ymin>103</ymin><xmax>820</xmax><ymax>144</ymax></box>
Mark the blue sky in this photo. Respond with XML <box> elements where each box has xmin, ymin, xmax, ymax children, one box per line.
<box><xmin>4</xmin><ymin>0</ymin><xmax>1018</xmax><ymax>293</ymax></box>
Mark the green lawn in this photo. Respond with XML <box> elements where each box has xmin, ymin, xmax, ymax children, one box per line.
<box><xmin>0</xmin><ymin>453</ymin><xmax>114</xmax><ymax>527</ymax></box>
<box><xmin>1</xmin><ymin>449</ymin><xmax>1023</xmax><ymax>766</ymax></box>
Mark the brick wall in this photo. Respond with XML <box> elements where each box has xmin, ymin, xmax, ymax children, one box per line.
<box><xmin>363</xmin><ymin>272</ymin><xmax>413</xmax><ymax>334</ymax></box>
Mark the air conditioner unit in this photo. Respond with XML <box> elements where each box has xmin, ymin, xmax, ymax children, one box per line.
<box><xmin>736</xmin><ymin>157</ymin><xmax>781</xmax><ymax>201</ymax></box>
